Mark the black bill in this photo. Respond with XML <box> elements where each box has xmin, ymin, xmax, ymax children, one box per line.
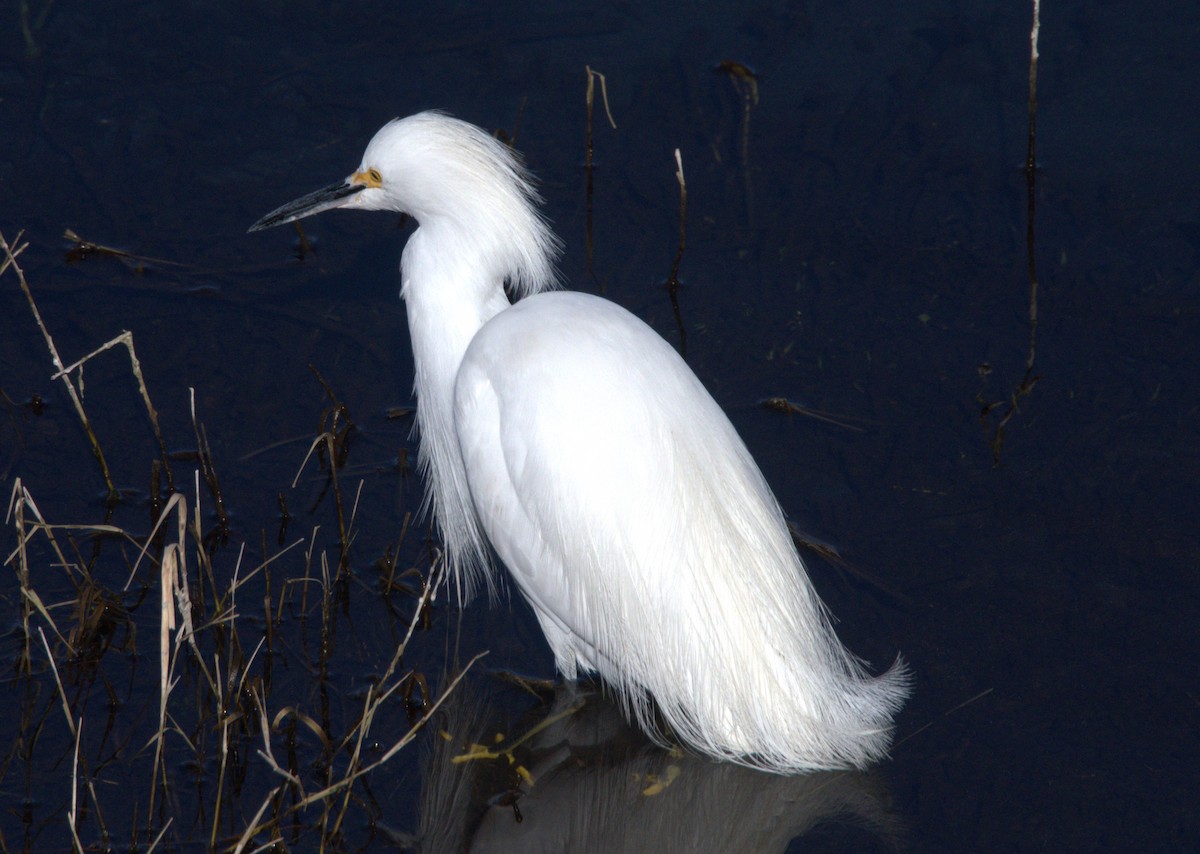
<box><xmin>248</xmin><ymin>181</ymin><xmax>365</xmax><ymax>232</ymax></box>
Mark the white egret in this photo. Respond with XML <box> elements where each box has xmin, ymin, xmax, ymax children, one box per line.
<box><xmin>250</xmin><ymin>111</ymin><xmax>908</xmax><ymax>773</ymax></box>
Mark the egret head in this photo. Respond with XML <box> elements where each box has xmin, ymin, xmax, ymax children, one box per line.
<box><xmin>248</xmin><ymin>111</ymin><xmax>559</xmax><ymax>295</ymax></box>
<box><xmin>249</xmin><ymin>112</ymin><xmax>532</xmax><ymax>228</ymax></box>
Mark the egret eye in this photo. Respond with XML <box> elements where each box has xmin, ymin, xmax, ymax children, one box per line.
<box><xmin>250</xmin><ymin>110</ymin><xmax>909</xmax><ymax>773</ymax></box>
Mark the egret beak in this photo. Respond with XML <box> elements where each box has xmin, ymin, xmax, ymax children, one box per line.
<box><xmin>248</xmin><ymin>180</ymin><xmax>365</xmax><ymax>232</ymax></box>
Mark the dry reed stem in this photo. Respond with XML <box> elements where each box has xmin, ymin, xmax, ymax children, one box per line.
<box><xmin>673</xmin><ymin>150</ymin><xmax>686</xmax><ymax>241</ymax></box>
<box><xmin>2</xmin><ymin>231</ymin><xmax>111</xmax><ymax>498</ymax></box>
<box><xmin>7</xmin><ymin>482</ymin><xmax>154</xmax><ymax>663</ymax></box>
<box><xmin>983</xmin><ymin>0</ymin><xmax>1043</xmax><ymax>463</ymax></box>
<box><xmin>300</xmin><ymin>525</ymin><xmax>320</xmax><ymax>619</ymax></box>
<box><xmin>231</xmin><ymin>787</ymin><xmax>282</xmax><ymax>854</ymax></box>
<box><xmin>143</xmin><ymin>819</ymin><xmax>173</xmax><ymax>853</ymax></box>
<box><xmin>6</xmin><ymin>471</ymin><xmax>101</xmax><ymax>582</ymax></box>
<box><xmin>68</xmin><ymin>716</ymin><xmax>83</xmax><ymax>853</ymax></box>
<box><xmin>52</xmin><ymin>329</ymin><xmax>175</xmax><ymax>492</ymax></box>
<box><xmin>666</xmin><ymin>148</ymin><xmax>689</xmax><ymax>355</ymax></box>
<box><xmin>37</xmin><ymin>626</ymin><xmax>76</xmax><ymax>732</ymax></box>
<box><xmin>211</xmin><ymin>653</ymin><xmax>230</xmax><ymax>849</ymax></box>
<box><xmin>381</xmin><ymin>512</ymin><xmax>414</xmax><ymax>595</ymax></box>
<box><xmin>190</xmin><ymin>388</ymin><xmax>228</xmax><ymax>527</ymax></box>
<box><xmin>37</xmin><ymin>627</ymin><xmax>110</xmax><ymax>840</ymax></box>
<box><xmin>18</xmin><ymin>0</ymin><xmax>57</xmax><ymax>58</ymax></box>
<box><xmin>210</xmin><ymin>635</ymin><xmax>267</xmax><ymax>849</ymax></box>
<box><xmin>583</xmin><ymin>66</ymin><xmax>617</xmax><ymax>292</ymax></box>
<box><xmin>237</xmin><ymin>557</ymin><xmax>483</xmax><ymax>843</ymax></box>
<box><xmin>3</xmin><ymin>230</ymin><xmax>174</xmax><ymax>496</ymax></box>
<box><xmin>1024</xmin><ymin>0</ymin><xmax>1041</xmax><ymax>375</ymax></box>
<box><xmin>328</xmin><ymin>557</ymin><xmax>447</xmax><ymax>833</ymax></box>
<box><xmin>718</xmin><ymin>61</ymin><xmax>759</xmax><ymax>228</ymax></box>
<box><xmin>584</xmin><ymin>66</ymin><xmax>617</xmax><ymax>130</ymax></box>
<box><xmin>5</xmin><ymin>481</ymin><xmax>72</xmax><ymax>660</ymax></box>
<box><xmin>5</xmin><ymin>481</ymin><xmax>34</xmax><ymax>668</ymax></box>
<box><xmin>292</xmin><ymin>432</ymin><xmax>359</xmax><ymax>578</ymax></box>
<box><xmin>146</xmin><ymin>489</ymin><xmax>200</xmax><ymax>820</ymax></box>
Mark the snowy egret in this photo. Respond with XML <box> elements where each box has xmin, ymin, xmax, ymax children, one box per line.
<box><xmin>250</xmin><ymin>111</ymin><xmax>908</xmax><ymax>772</ymax></box>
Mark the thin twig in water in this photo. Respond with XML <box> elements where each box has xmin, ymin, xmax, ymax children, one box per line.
<box><xmin>584</xmin><ymin>66</ymin><xmax>617</xmax><ymax>291</ymax></box>
<box><xmin>893</xmin><ymin>687</ymin><xmax>995</xmax><ymax>750</ymax></box>
<box><xmin>718</xmin><ymin>60</ymin><xmax>759</xmax><ymax>229</ymax></box>
<box><xmin>760</xmin><ymin>396</ymin><xmax>869</xmax><ymax>432</ymax></box>
<box><xmin>1025</xmin><ymin>0</ymin><xmax>1041</xmax><ymax>374</ymax></box>
<box><xmin>665</xmin><ymin>148</ymin><xmax>688</xmax><ymax>356</ymax></box>
<box><xmin>980</xmin><ymin>0</ymin><xmax>1042</xmax><ymax>463</ymax></box>
<box><xmin>63</xmin><ymin>228</ymin><xmax>189</xmax><ymax>269</ymax></box>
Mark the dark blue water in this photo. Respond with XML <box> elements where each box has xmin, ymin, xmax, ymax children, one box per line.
<box><xmin>2</xmin><ymin>1</ymin><xmax>1196</xmax><ymax>849</ymax></box>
